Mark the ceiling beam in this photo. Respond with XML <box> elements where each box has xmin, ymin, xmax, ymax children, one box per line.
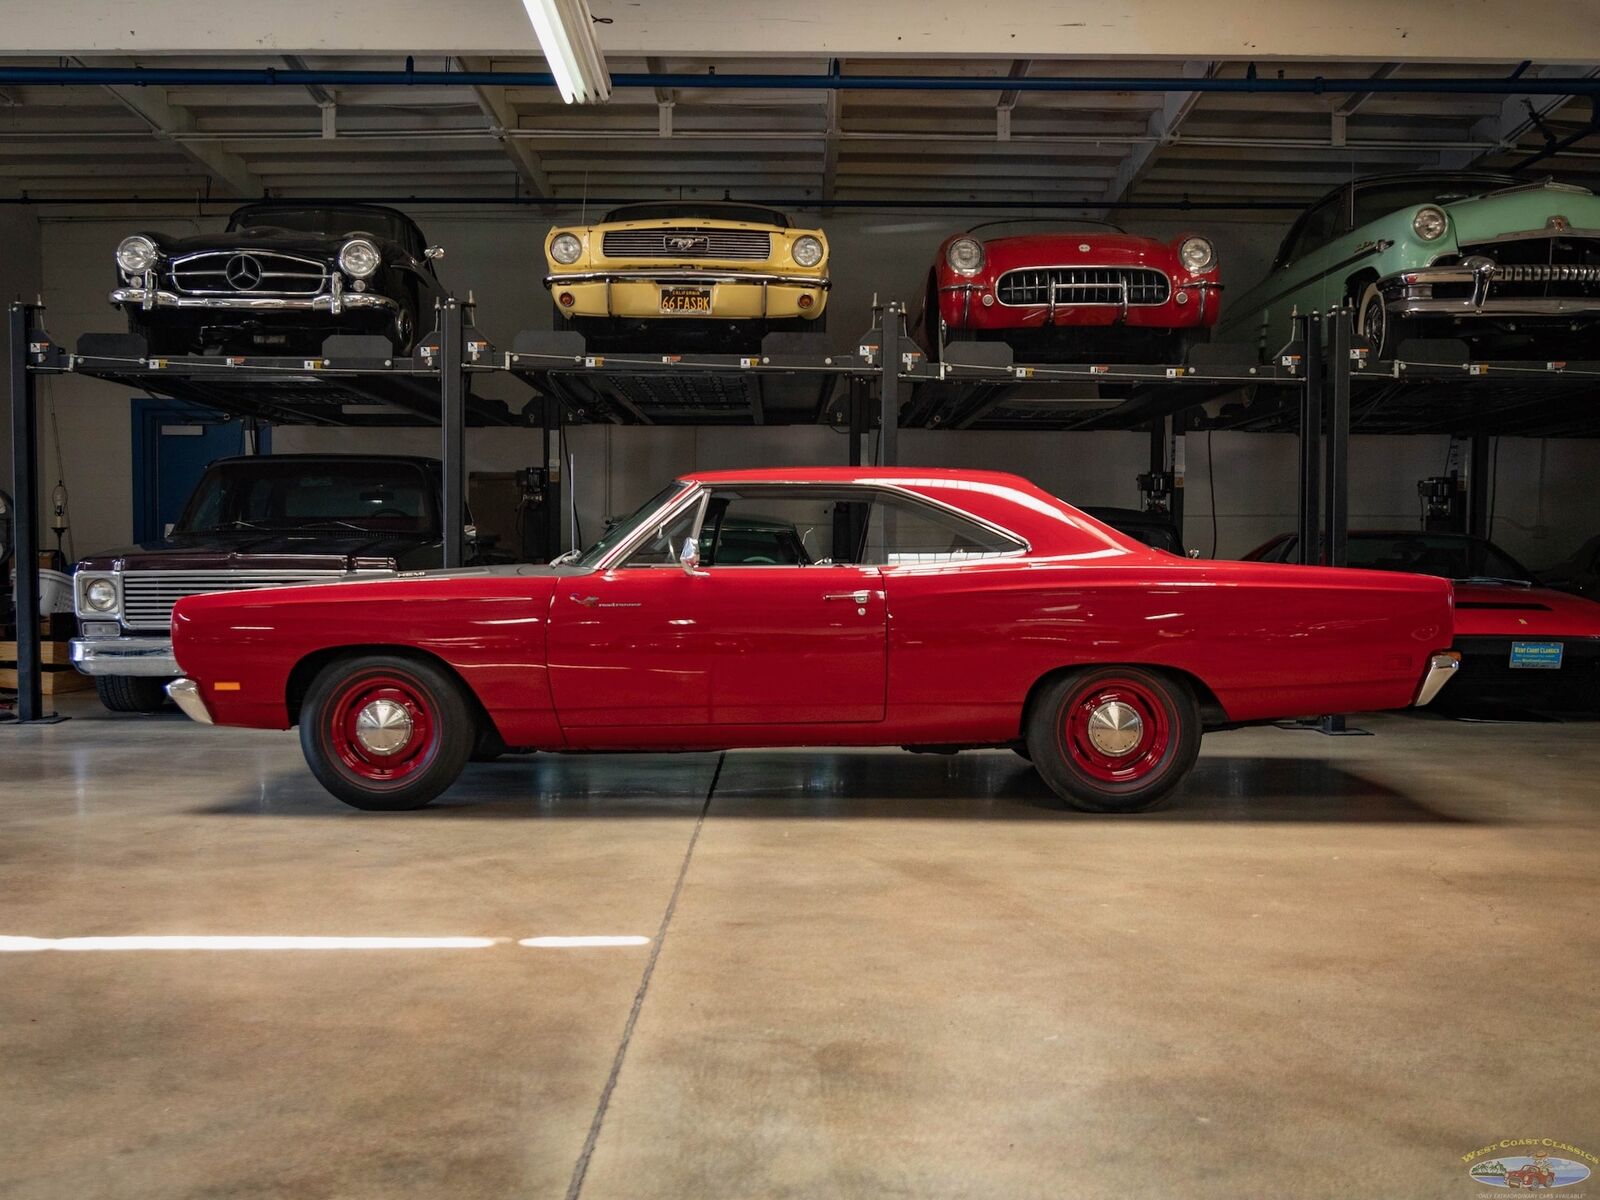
<box><xmin>457</xmin><ymin>57</ymin><xmax>552</xmax><ymax>197</ymax></box>
<box><xmin>82</xmin><ymin>58</ymin><xmax>262</xmax><ymax>196</ymax></box>
<box><xmin>1438</xmin><ymin>63</ymin><xmax>1600</xmax><ymax>168</ymax></box>
<box><xmin>1331</xmin><ymin>61</ymin><xmax>1399</xmax><ymax>146</ymax></box>
<box><xmin>996</xmin><ymin>59</ymin><xmax>1029</xmax><ymax>141</ymax></box>
<box><xmin>822</xmin><ymin>59</ymin><xmax>842</xmax><ymax>203</ymax></box>
<box><xmin>1100</xmin><ymin>60</ymin><xmax>1214</xmax><ymax>206</ymax></box>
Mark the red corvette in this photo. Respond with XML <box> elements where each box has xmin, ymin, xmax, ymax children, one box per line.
<box><xmin>921</xmin><ymin>221</ymin><xmax>1223</xmax><ymax>362</ymax></box>
<box><xmin>165</xmin><ymin>468</ymin><xmax>1458</xmax><ymax>813</ymax></box>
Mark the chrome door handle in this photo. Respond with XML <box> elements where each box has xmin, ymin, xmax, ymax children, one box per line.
<box><xmin>824</xmin><ymin>590</ymin><xmax>871</xmax><ymax>603</ymax></box>
<box><xmin>571</xmin><ymin>594</ymin><xmax>599</xmax><ymax>607</ymax></box>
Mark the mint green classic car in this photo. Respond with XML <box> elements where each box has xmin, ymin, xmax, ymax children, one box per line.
<box><xmin>1219</xmin><ymin>172</ymin><xmax>1600</xmax><ymax>359</ymax></box>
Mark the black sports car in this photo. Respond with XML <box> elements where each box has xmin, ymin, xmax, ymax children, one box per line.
<box><xmin>109</xmin><ymin>203</ymin><xmax>447</xmax><ymax>356</ymax></box>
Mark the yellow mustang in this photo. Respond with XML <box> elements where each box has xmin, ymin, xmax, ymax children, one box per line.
<box><xmin>543</xmin><ymin>202</ymin><xmax>829</xmax><ymax>349</ymax></box>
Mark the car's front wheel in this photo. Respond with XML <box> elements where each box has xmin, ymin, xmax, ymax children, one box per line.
<box><xmin>1026</xmin><ymin>666</ymin><xmax>1200</xmax><ymax>813</ymax></box>
<box><xmin>299</xmin><ymin>654</ymin><xmax>475</xmax><ymax>810</ymax></box>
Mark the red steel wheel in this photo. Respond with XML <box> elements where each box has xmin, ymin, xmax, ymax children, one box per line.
<box><xmin>1026</xmin><ymin>666</ymin><xmax>1201</xmax><ymax>813</ymax></box>
<box><xmin>299</xmin><ymin>654</ymin><xmax>476</xmax><ymax>811</ymax></box>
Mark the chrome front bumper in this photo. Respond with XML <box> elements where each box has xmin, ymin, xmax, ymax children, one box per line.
<box><xmin>544</xmin><ymin>269</ymin><xmax>830</xmax><ymax>288</ymax></box>
<box><xmin>1380</xmin><ymin>263</ymin><xmax>1600</xmax><ymax>320</ymax></box>
<box><xmin>110</xmin><ymin>281</ymin><xmax>398</xmax><ymax>317</ymax></box>
<box><xmin>70</xmin><ymin>636</ymin><xmax>179</xmax><ymax>677</ymax></box>
<box><xmin>1414</xmin><ymin>651</ymin><xmax>1462</xmax><ymax>706</ymax></box>
<box><xmin>166</xmin><ymin>678</ymin><xmax>213</xmax><ymax>725</ymax></box>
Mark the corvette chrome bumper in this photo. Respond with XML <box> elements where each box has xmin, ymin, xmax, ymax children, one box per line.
<box><xmin>166</xmin><ymin>678</ymin><xmax>213</xmax><ymax>725</ymax></box>
<box><xmin>110</xmin><ymin>281</ymin><xmax>398</xmax><ymax>317</ymax></box>
<box><xmin>1414</xmin><ymin>651</ymin><xmax>1462</xmax><ymax>706</ymax></box>
<box><xmin>70</xmin><ymin>636</ymin><xmax>179</xmax><ymax>677</ymax></box>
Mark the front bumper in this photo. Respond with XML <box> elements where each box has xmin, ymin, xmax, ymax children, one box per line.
<box><xmin>545</xmin><ymin>269</ymin><xmax>829</xmax><ymax>320</ymax></box>
<box><xmin>1413</xmin><ymin>651</ymin><xmax>1462</xmax><ymax>706</ymax></box>
<box><xmin>1380</xmin><ymin>263</ymin><xmax>1600</xmax><ymax>320</ymax></box>
<box><xmin>110</xmin><ymin>278</ymin><xmax>398</xmax><ymax>317</ymax></box>
<box><xmin>166</xmin><ymin>679</ymin><xmax>214</xmax><ymax>725</ymax></box>
<box><xmin>70</xmin><ymin>636</ymin><xmax>179</xmax><ymax>677</ymax></box>
<box><xmin>939</xmin><ymin>280</ymin><xmax>1220</xmax><ymax>331</ymax></box>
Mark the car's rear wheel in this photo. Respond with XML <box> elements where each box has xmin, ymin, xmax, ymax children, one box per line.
<box><xmin>299</xmin><ymin>654</ymin><xmax>475</xmax><ymax>810</ymax></box>
<box><xmin>94</xmin><ymin>674</ymin><xmax>169</xmax><ymax>714</ymax></box>
<box><xmin>1026</xmin><ymin>666</ymin><xmax>1200</xmax><ymax>813</ymax></box>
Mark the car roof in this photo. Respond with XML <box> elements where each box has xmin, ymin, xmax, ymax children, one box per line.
<box><xmin>683</xmin><ymin>466</ymin><xmax>1032</xmax><ymax>487</ymax></box>
<box><xmin>206</xmin><ymin>454</ymin><xmax>441</xmax><ymax>468</ymax></box>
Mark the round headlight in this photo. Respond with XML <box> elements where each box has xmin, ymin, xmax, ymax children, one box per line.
<box><xmin>1412</xmin><ymin>206</ymin><xmax>1448</xmax><ymax>241</ymax></box>
<box><xmin>1179</xmin><ymin>236</ymin><xmax>1215</xmax><ymax>274</ymax></box>
<box><xmin>549</xmin><ymin>232</ymin><xmax>583</xmax><ymax>265</ymax></box>
<box><xmin>116</xmin><ymin>235</ymin><xmax>158</xmax><ymax>274</ymax></box>
<box><xmin>338</xmin><ymin>238</ymin><xmax>381</xmax><ymax>278</ymax></box>
<box><xmin>792</xmin><ymin>235</ymin><xmax>824</xmax><ymax>268</ymax></box>
<box><xmin>83</xmin><ymin>578</ymin><xmax>117</xmax><ymax>613</ymax></box>
<box><xmin>946</xmin><ymin>237</ymin><xmax>984</xmax><ymax>274</ymax></box>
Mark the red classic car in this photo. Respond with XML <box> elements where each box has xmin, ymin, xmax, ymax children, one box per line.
<box><xmin>920</xmin><ymin>221</ymin><xmax>1223</xmax><ymax>362</ymax></box>
<box><xmin>165</xmin><ymin>468</ymin><xmax>1458</xmax><ymax>813</ymax></box>
<box><xmin>1246</xmin><ymin>530</ymin><xmax>1600</xmax><ymax>712</ymax></box>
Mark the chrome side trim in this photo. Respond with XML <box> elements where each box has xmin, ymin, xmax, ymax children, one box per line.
<box><xmin>166</xmin><ymin>678</ymin><xmax>214</xmax><ymax>725</ymax></box>
<box><xmin>70</xmin><ymin>636</ymin><xmax>179</xmax><ymax>677</ymax></box>
<box><xmin>1414</xmin><ymin>651</ymin><xmax>1461</xmax><ymax>706</ymax></box>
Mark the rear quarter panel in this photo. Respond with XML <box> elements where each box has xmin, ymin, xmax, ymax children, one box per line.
<box><xmin>170</xmin><ymin>573</ymin><xmax>563</xmax><ymax>746</ymax></box>
<box><xmin>883</xmin><ymin>557</ymin><xmax>1454</xmax><ymax>738</ymax></box>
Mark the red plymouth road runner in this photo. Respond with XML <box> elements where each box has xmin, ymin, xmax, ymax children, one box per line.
<box><xmin>166</xmin><ymin>468</ymin><xmax>1459</xmax><ymax>813</ymax></box>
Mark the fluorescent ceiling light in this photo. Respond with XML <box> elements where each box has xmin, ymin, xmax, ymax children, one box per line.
<box><xmin>519</xmin><ymin>935</ymin><xmax>651</xmax><ymax>948</ymax></box>
<box><xmin>0</xmin><ymin>935</ymin><xmax>502</xmax><ymax>952</ymax></box>
<box><xmin>521</xmin><ymin>0</ymin><xmax>612</xmax><ymax>104</ymax></box>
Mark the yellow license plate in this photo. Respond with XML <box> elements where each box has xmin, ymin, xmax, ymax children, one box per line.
<box><xmin>660</xmin><ymin>287</ymin><xmax>712</xmax><ymax>314</ymax></box>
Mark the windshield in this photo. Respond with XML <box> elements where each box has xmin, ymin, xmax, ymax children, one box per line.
<box><xmin>572</xmin><ymin>482</ymin><xmax>691</xmax><ymax>568</ymax></box>
<box><xmin>1345</xmin><ymin>533</ymin><xmax>1532</xmax><ymax>581</ymax></box>
<box><xmin>229</xmin><ymin>205</ymin><xmax>416</xmax><ymax>246</ymax></box>
<box><xmin>968</xmin><ymin>218</ymin><xmax>1127</xmax><ymax>237</ymax></box>
<box><xmin>1351</xmin><ymin>175</ymin><xmax>1518</xmax><ymax>227</ymax></box>
<box><xmin>601</xmin><ymin>203</ymin><xmax>789</xmax><ymax>227</ymax></box>
<box><xmin>176</xmin><ymin>460</ymin><xmax>441</xmax><ymax>536</ymax></box>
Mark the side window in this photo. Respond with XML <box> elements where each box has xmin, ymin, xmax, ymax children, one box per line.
<box><xmin>859</xmin><ymin>493</ymin><xmax>1023</xmax><ymax>565</ymax></box>
<box><xmin>699</xmin><ymin>489</ymin><xmax>871</xmax><ymax>566</ymax></box>
<box><xmin>621</xmin><ymin>501</ymin><xmax>701</xmax><ymax>567</ymax></box>
<box><xmin>1282</xmin><ymin>193</ymin><xmax>1343</xmax><ymax>264</ymax></box>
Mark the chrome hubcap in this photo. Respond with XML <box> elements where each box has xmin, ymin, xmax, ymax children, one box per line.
<box><xmin>354</xmin><ymin>699</ymin><xmax>413</xmax><ymax>755</ymax></box>
<box><xmin>1086</xmin><ymin>700</ymin><xmax>1144</xmax><ymax>757</ymax></box>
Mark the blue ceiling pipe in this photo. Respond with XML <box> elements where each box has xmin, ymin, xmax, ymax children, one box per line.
<box><xmin>0</xmin><ymin>195</ymin><xmax>1308</xmax><ymax>210</ymax></box>
<box><xmin>0</xmin><ymin>62</ymin><xmax>1597</xmax><ymax>96</ymax></box>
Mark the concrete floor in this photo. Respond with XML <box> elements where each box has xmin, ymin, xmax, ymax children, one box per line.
<box><xmin>1</xmin><ymin>696</ymin><xmax>1597</xmax><ymax>1200</ymax></box>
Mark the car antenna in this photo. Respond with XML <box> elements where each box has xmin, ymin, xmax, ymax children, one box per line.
<box><xmin>580</xmin><ymin>171</ymin><xmax>589</xmax><ymax>225</ymax></box>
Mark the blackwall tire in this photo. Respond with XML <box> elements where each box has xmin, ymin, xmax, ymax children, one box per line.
<box><xmin>1026</xmin><ymin>666</ymin><xmax>1201</xmax><ymax>813</ymax></box>
<box><xmin>298</xmin><ymin>654</ymin><xmax>475</xmax><ymax>811</ymax></box>
<box><xmin>94</xmin><ymin>674</ymin><xmax>170</xmax><ymax>714</ymax></box>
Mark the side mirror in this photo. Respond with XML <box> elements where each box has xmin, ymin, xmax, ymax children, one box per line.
<box><xmin>163</xmin><ymin>522</ymin><xmax>176</xmax><ymax>537</ymax></box>
<box><xmin>1188</xmin><ymin>548</ymin><xmax>1202</xmax><ymax>559</ymax></box>
<box><xmin>424</xmin><ymin>246</ymin><xmax>445</xmax><ymax>261</ymax></box>
<box><xmin>679</xmin><ymin>536</ymin><xmax>701</xmax><ymax>573</ymax></box>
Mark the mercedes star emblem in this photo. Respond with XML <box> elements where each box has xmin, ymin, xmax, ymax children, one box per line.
<box><xmin>225</xmin><ymin>253</ymin><xmax>263</xmax><ymax>290</ymax></box>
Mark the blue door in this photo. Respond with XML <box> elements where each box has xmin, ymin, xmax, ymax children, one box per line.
<box><xmin>131</xmin><ymin>400</ymin><xmax>270</xmax><ymax>543</ymax></box>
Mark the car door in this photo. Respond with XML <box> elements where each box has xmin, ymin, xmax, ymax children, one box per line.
<box><xmin>546</xmin><ymin>484</ymin><xmax>888</xmax><ymax>729</ymax></box>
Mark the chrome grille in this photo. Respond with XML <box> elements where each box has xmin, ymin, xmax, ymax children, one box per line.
<box><xmin>996</xmin><ymin>266</ymin><xmax>1170</xmax><ymax>307</ymax></box>
<box><xmin>168</xmin><ymin>251</ymin><xmax>329</xmax><ymax>297</ymax></box>
<box><xmin>120</xmin><ymin>569</ymin><xmax>377</xmax><ymax>630</ymax></box>
<box><xmin>1491</xmin><ymin>264</ymin><xmax>1600</xmax><ymax>283</ymax></box>
<box><xmin>601</xmin><ymin>227</ymin><xmax>772</xmax><ymax>260</ymax></box>
<box><xmin>1462</xmin><ymin>236</ymin><xmax>1600</xmax><ymax>299</ymax></box>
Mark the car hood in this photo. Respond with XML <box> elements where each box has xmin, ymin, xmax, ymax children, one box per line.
<box><xmin>77</xmin><ymin>531</ymin><xmax>441</xmax><ymax>573</ymax></box>
<box><xmin>969</xmin><ymin>232</ymin><xmax>1183</xmax><ymax>272</ymax></box>
<box><xmin>1442</xmin><ymin>183</ymin><xmax>1600</xmax><ymax>244</ymax></box>
<box><xmin>139</xmin><ymin>228</ymin><xmax>391</xmax><ymax>257</ymax></box>
<box><xmin>1451</xmin><ymin>580</ymin><xmax>1600</xmax><ymax>637</ymax></box>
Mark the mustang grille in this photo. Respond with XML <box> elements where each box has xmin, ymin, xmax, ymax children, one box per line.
<box><xmin>119</xmin><ymin>570</ymin><xmax>375</xmax><ymax>630</ymax></box>
<box><xmin>996</xmin><ymin>267</ymin><xmax>1170</xmax><ymax>307</ymax></box>
<box><xmin>168</xmin><ymin>251</ymin><xmax>329</xmax><ymax>297</ymax></box>
<box><xmin>601</xmin><ymin>227</ymin><xmax>772</xmax><ymax>261</ymax></box>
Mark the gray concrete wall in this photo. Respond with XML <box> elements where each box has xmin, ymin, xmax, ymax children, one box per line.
<box><xmin>28</xmin><ymin>204</ymin><xmax>1600</xmax><ymax>568</ymax></box>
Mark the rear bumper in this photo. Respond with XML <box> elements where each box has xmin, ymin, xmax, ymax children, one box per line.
<box><xmin>1413</xmin><ymin>651</ymin><xmax>1462</xmax><ymax>706</ymax></box>
<box><xmin>70</xmin><ymin>636</ymin><xmax>178</xmax><ymax>677</ymax></box>
<box><xmin>1440</xmin><ymin>635</ymin><xmax>1600</xmax><ymax>711</ymax></box>
<box><xmin>545</xmin><ymin>270</ymin><xmax>829</xmax><ymax>320</ymax></box>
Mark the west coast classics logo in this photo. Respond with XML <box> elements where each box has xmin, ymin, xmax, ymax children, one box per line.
<box><xmin>1464</xmin><ymin>1139</ymin><xmax>1596</xmax><ymax>1190</ymax></box>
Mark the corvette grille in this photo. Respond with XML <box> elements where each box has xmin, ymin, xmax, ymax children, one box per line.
<box><xmin>996</xmin><ymin>266</ymin><xmax>1170</xmax><ymax>307</ymax></box>
<box><xmin>120</xmin><ymin>569</ymin><xmax>373</xmax><ymax>630</ymax></box>
<box><xmin>168</xmin><ymin>251</ymin><xmax>329</xmax><ymax>297</ymax></box>
<box><xmin>601</xmin><ymin>227</ymin><xmax>772</xmax><ymax>260</ymax></box>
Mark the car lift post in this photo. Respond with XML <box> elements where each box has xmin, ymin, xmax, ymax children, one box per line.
<box><xmin>1324</xmin><ymin>305</ymin><xmax>1351</xmax><ymax>568</ymax></box>
<box><xmin>439</xmin><ymin>297</ymin><xmax>466</xmax><ymax>568</ymax></box>
<box><xmin>847</xmin><ymin>376</ymin><xmax>868</xmax><ymax>467</ymax></box>
<box><xmin>7</xmin><ymin>301</ymin><xmax>55</xmax><ymax>722</ymax></box>
<box><xmin>1296</xmin><ymin>311</ymin><xmax>1323</xmax><ymax>566</ymax></box>
<box><xmin>1467</xmin><ymin>434</ymin><xmax>1491</xmax><ymax>539</ymax></box>
<box><xmin>539</xmin><ymin>392</ymin><xmax>563</xmax><ymax>562</ymax></box>
<box><xmin>878</xmin><ymin>301</ymin><xmax>903</xmax><ymax>466</ymax></box>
